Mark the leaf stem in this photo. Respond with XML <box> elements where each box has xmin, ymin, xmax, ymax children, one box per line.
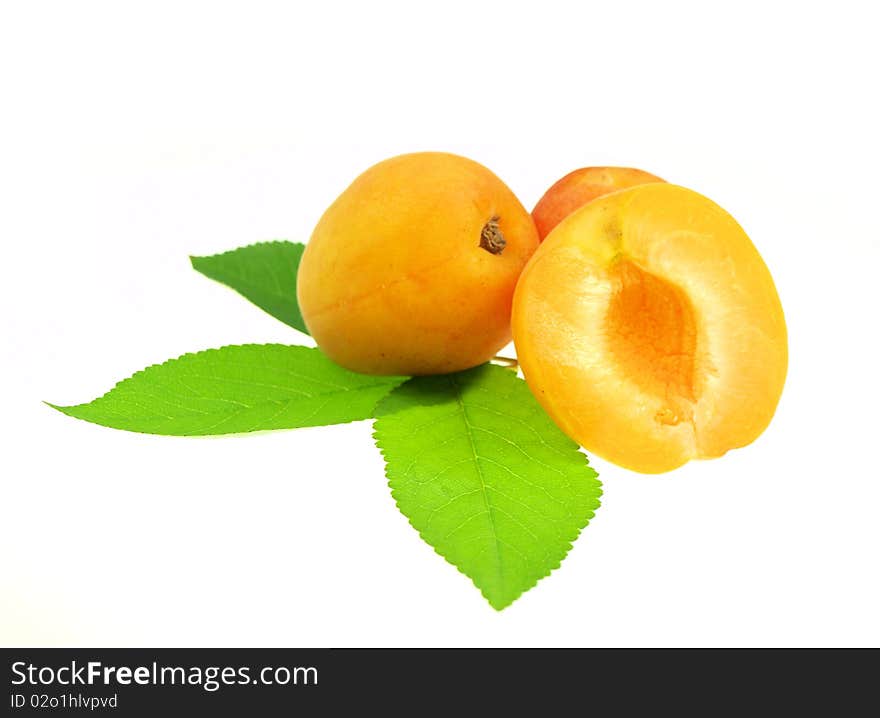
<box><xmin>491</xmin><ymin>354</ymin><xmax>519</xmax><ymax>371</ymax></box>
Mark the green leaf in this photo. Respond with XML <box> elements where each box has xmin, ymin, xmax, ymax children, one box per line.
<box><xmin>373</xmin><ymin>364</ymin><xmax>601</xmax><ymax>610</ymax></box>
<box><xmin>191</xmin><ymin>241</ymin><xmax>309</xmax><ymax>334</ymax></box>
<box><xmin>49</xmin><ymin>345</ymin><xmax>406</xmax><ymax>436</ymax></box>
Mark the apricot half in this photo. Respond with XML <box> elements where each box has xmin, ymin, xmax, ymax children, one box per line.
<box><xmin>532</xmin><ymin>166</ymin><xmax>665</xmax><ymax>240</ymax></box>
<box><xmin>512</xmin><ymin>183</ymin><xmax>787</xmax><ymax>473</ymax></box>
<box><xmin>297</xmin><ymin>152</ymin><xmax>539</xmax><ymax>375</ymax></box>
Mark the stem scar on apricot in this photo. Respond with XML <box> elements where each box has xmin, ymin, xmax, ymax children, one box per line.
<box><xmin>296</xmin><ymin>152</ymin><xmax>539</xmax><ymax>375</ymax></box>
<box><xmin>480</xmin><ymin>215</ymin><xmax>506</xmax><ymax>254</ymax></box>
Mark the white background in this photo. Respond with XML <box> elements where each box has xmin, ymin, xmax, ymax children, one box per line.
<box><xmin>2</xmin><ymin>1</ymin><xmax>878</xmax><ymax>647</ymax></box>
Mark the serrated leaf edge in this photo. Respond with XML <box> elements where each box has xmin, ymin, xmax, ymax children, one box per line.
<box><xmin>47</xmin><ymin>344</ymin><xmax>405</xmax><ymax>436</ymax></box>
<box><xmin>189</xmin><ymin>239</ymin><xmax>297</xmax><ymax>266</ymax></box>
<box><xmin>372</xmin><ymin>368</ymin><xmax>602</xmax><ymax>611</ymax></box>
<box><xmin>190</xmin><ymin>240</ymin><xmax>309</xmax><ymax>335</ymax></box>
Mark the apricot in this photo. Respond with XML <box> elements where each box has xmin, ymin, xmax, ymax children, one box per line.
<box><xmin>297</xmin><ymin>152</ymin><xmax>539</xmax><ymax>375</ymax></box>
<box><xmin>512</xmin><ymin>183</ymin><xmax>787</xmax><ymax>473</ymax></box>
<box><xmin>532</xmin><ymin>167</ymin><xmax>665</xmax><ymax>240</ymax></box>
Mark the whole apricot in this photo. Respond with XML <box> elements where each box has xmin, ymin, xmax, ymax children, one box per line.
<box><xmin>532</xmin><ymin>166</ymin><xmax>664</xmax><ymax>240</ymax></box>
<box><xmin>512</xmin><ymin>183</ymin><xmax>787</xmax><ymax>473</ymax></box>
<box><xmin>297</xmin><ymin>152</ymin><xmax>539</xmax><ymax>375</ymax></box>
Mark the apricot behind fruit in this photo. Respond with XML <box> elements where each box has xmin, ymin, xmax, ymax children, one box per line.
<box><xmin>297</xmin><ymin>152</ymin><xmax>539</xmax><ymax>375</ymax></box>
<box><xmin>512</xmin><ymin>183</ymin><xmax>787</xmax><ymax>473</ymax></box>
<box><xmin>532</xmin><ymin>166</ymin><xmax>665</xmax><ymax>240</ymax></box>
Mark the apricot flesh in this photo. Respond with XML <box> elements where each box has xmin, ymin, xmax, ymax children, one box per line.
<box><xmin>512</xmin><ymin>183</ymin><xmax>787</xmax><ymax>473</ymax></box>
<box><xmin>297</xmin><ymin>152</ymin><xmax>539</xmax><ymax>375</ymax></box>
<box><xmin>532</xmin><ymin>166</ymin><xmax>665</xmax><ymax>240</ymax></box>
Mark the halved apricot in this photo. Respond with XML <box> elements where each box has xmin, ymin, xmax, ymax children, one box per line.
<box><xmin>512</xmin><ymin>183</ymin><xmax>787</xmax><ymax>473</ymax></box>
<box><xmin>532</xmin><ymin>167</ymin><xmax>665</xmax><ymax>240</ymax></box>
<box><xmin>297</xmin><ymin>152</ymin><xmax>539</xmax><ymax>375</ymax></box>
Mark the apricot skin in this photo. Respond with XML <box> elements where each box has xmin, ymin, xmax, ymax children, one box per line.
<box><xmin>512</xmin><ymin>183</ymin><xmax>787</xmax><ymax>474</ymax></box>
<box><xmin>297</xmin><ymin>152</ymin><xmax>539</xmax><ymax>375</ymax></box>
<box><xmin>532</xmin><ymin>167</ymin><xmax>665</xmax><ymax>240</ymax></box>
